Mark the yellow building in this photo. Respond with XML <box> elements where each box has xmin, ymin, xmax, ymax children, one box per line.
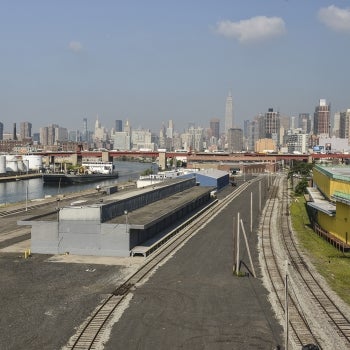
<box><xmin>308</xmin><ymin>165</ymin><xmax>350</xmax><ymax>249</ymax></box>
<box><xmin>255</xmin><ymin>138</ymin><xmax>276</xmax><ymax>153</ymax></box>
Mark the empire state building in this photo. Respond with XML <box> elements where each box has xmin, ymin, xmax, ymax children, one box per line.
<box><xmin>225</xmin><ymin>91</ymin><xmax>234</xmax><ymax>135</ymax></box>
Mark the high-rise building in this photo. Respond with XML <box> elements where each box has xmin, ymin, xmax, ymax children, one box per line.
<box><xmin>225</xmin><ymin>91</ymin><xmax>234</xmax><ymax>135</ymax></box>
<box><xmin>82</xmin><ymin>118</ymin><xmax>88</xmax><ymax>142</ymax></box>
<box><xmin>314</xmin><ymin>99</ymin><xmax>330</xmax><ymax>136</ymax></box>
<box><xmin>0</xmin><ymin>122</ymin><xmax>3</xmax><ymax>140</ymax></box>
<box><xmin>258</xmin><ymin>108</ymin><xmax>281</xmax><ymax>146</ymax></box>
<box><xmin>166</xmin><ymin>120</ymin><xmax>174</xmax><ymax>139</ymax></box>
<box><xmin>20</xmin><ymin>122</ymin><xmax>32</xmax><ymax>140</ymax></box>
<box><xmin>13</xmin><ymin>123</ymin><xmax>17</xmax><ymax>140</ymax></box>
<box><xmin>298</xmin><ymin>113</ymin><xmax>311</xmax><ymax>134</ymax></box>
<box><xmin>339</xmin><ymin>109</ymin><xmax>350</xmax><ymax>140</ymax></box>
<box><xmin>209</xmin><ymin>118</ymin><xmax>220</xmax><ymax>140</ymax></box>
<box><xmin>333</xmin><ymin>112</ymin><xmax>340</xmax><ymax>138</ymax></box>
<box><xmin>227</xmin><ymin>128</ymin><xmax>243</xmax><ymax>153</ymax></box>
<box><xmin>115</xmin><ymin>120</ymin><xmax>123</xmax><ymax>132</ymax></box>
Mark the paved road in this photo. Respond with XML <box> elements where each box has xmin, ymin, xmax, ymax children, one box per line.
<box><xmin>103</xmin><ymin>178</ymin><xmax>283</xmax><ymax>349</ymax></box>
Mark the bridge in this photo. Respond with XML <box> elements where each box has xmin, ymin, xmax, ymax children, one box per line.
<box><xmin>36</xmin><ymin>150</ymin><xmax>350</xmax><ymax>168</ymax></box>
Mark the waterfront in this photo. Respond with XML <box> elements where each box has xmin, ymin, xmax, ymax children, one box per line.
<box><xmin>0</xmin><ymin>161</ymin><xmax>158</xmax><ymax>205</ymax></box>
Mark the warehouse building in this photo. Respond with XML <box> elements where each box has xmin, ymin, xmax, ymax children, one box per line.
<box><xmin>307</xmin><ymin>164</ymin><xmax>350</xmax><ymax>251</ymax></box>
<box><xmin>19</xmin><ymin>177</ymin><xmax>215</xmax><ymax>257</ymax></box>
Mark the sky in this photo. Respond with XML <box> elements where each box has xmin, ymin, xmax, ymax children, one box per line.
<box><xmin>1</xmin><ymin>0</ymin><xmax>350</xmax><ymax>134</ymax></box>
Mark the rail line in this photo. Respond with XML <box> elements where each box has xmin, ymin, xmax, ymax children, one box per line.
<box><xmin>279</xmin><ymin>176</ymin><xmax>350</xmax><ymax>348</ymax></box>
<box><xmin>261</xmin><ymin>174</ymin><xmax>350</xmax><ymax>349</ymax></box>
<box><xmin>66</xmin><ymin>176</ymin><xmax>263</xmax><ymax>350</ymax></box>
<box><xmin>260</xmin><ymin>175</ymin><xmax>320</xmax><ymax>349</ymax></box>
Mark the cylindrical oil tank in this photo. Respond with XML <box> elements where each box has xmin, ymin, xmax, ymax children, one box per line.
<box><xmin>6</xmin><ymin>160</ymin><xmax>18</xmax><ymax>172</ymax></box>
<box><xmin>17</xmin><ymin>159</ymin><xmax>25</xmax><ymax>172</ymax></box>
<box><xmin>23</xmin><ymin>159</ymin><xmax>29</xmax><ymax>172</ymax></box>
<box><xmin>0</xmin><ymin>155</ymin><xmax>6</xmax><ymax>174</ymax></box>
<box><xmin>23</xmin><ymin>155</ymin><xmax>43</xmax><ymax>170</ymax></box>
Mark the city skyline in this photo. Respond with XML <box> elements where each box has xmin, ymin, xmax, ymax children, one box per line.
<box><xmin>1</xmin><ymin>1</ymin><xmax>350</xmax><ymax>132</ymax></box>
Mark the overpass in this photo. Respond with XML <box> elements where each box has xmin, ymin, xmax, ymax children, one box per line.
<box><xmin>36</xmin><ymin>150</ymin><xmax>350</xmax><ymax>167</ymax></box>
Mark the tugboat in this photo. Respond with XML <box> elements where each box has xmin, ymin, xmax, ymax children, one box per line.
<box><xmin>42</xmin><ymin>161</ymin><xmax>118</xmax><ymax>185</ymax></box>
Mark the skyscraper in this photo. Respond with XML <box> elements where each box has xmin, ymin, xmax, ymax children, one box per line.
<box><xmin>13</xmin><ymin>123</ymin><xmax>17</xmax><ymax>140</ymax></box>
<box><xmin>0</xmin><ymin>122</ymin><xmax>3</xmax><ymax>140</ymax></box>
<box><xmin>20</xmin><ymin>121</ymin><xmax>32</xmax><ymax>140</ymax></box>
<box><xmin>210</xmin><ymin>118</ymin><xmax>220</xmax><ymax>140</ymax></box>
<box><xmin>314</xmin><ymin>99</ymin><xmax>330</xmax><ymax>136</ymax></box>
<box><xmin>227</xmin><ymin>128</ymin><xmax>243</xmax><ymax>153</ymax></box>
<box><xmin>298</xmin><ymin>113</ymin><xmax>311</xmax><ymax>134</ymax></box>
<box><xmin>225</xmin><ymin>91</ymin><xmax>233</xmax><ymax>135</ymax></box>
<box><xmin>115</xmin><ymin>120</ymin><xmax>123</xmax><ymax>132</ymax></box>
<box><xmin>82</xmin><ymin>118</ymin><xmax>88</xmax><ymax>142</ymax></box>
<box><xmin>258</xmin><ymin>108</ymin><xmax>281</xmax><ymax>145</ymax></box>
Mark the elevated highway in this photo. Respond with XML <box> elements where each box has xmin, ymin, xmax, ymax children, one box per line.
<box><xmin>36</xmin><ymin>150</ymin><xmax>350</xmax><ymax>167</ymax></box>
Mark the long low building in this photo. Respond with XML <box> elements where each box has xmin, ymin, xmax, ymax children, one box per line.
<box><xmin>19</xmin><ymin>177</ymin><xmax>215</xmax><ymax>257</ymax></box>
<box><xmin>307</xmin><ymin>164</ymin><xmax>350</xmax><ymax>250</ymax></box>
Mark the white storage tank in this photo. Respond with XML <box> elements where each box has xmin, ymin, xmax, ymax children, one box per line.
<box><xmin>0</xmin><ymin>155</ymin><xmax>6</xmax><ymax>174</ymax></box>
<box><xmin>17</xmin><ymin>159</ymin><xmax>25</xmax><ymax>172</ymax></box>
<box><xmin>23</xmin><ymin>155</ymin><xmax>42</xmax><ymax>171</ymax></box>
<box><xmin>6</xmin><ymin>160</ymin><xmax>18</xmax><ymax>172</ymax></box>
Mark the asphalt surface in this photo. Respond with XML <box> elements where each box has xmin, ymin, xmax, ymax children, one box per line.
<box><xmin>0</xmin><ymin>176</ymin><xmax>283</xmax><ymax>350</ymax></box>
<box><xmin>103</xmin><ymin>178</ymin><xmax>283</xmax><ymax>349</ymax></box>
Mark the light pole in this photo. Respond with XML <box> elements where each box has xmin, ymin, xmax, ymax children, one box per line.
<box><xmin>124</xmin><ymin>210</ymin><xmax>128</xmax><ymax>233</ymax></box>
<box><xmin>25</xmin><ymin>182</ymin><xmax>28</xmax><ymax>212</ymax></box>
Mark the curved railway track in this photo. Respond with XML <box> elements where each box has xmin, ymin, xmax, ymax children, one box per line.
<box><xmin>261</xmin><ymin>174</ymin><xmax>350</xmax><ymax>349</ymax></box>
<box><xmin>65</xmin><ymin>176</ymin><xmax>263</xmax><ymax>350</ymax></box>
<box><xmin>279</xmin><ymin>176</ymin><xmax>350</xmax><ymax>348</ymax></box>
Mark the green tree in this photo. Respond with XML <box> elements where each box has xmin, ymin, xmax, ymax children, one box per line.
<box><xmin>294</xmin><ymin>177</ymin><xmax>308</xmax><ymax>195</ymax></box>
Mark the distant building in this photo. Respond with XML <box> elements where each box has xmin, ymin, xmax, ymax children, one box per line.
<box><xmin>333</xmin><ymin>112</ymin><xmax>340</xmax><ymax>138</ymax></box>
<box><xmin>339</xmin><ymin>109</ymin><xmax>350</xmax><ymax>141</ymax></box>
<box><xmin>225</xmin><ymin>91</ymin><xmax>234</xmax><ymax>135</ymax></box>
<box><xmin>115</xmin><ymin>120</ymin><xmax>123</xmax><ymax>132</ymax></box>
<box><xmin>114</xmin><ymin>132</ymin><xmax>131</xmax><ymax>150</ymax></box>
<box><xmin>245</xmin><ymin>118</ymin><xmax>260</xmax><ymax>152</ymax></box>
<box><xmin>210</xmin><ymin>118</ymin><xmax>220</xmax><ymax>140</ymax></box>
<box><xmin>227</xmin><ymin>128</ymin><xmax>243</xmax><ymax>153</ymax></box>
<box><xmin>299</xmin><ymin>113</ymin><xmax>312</xmax><ymax>134</ymax></box>
<box><xmin>258</xmin><ymin>108</ymin><xmax>281</xmax><ymax>146</ymax></box>
<box><xmin>286</xmin><ymin>131</ymin><xmax>308</xmax><ymax>154</ymax></box>
<box><xmin>20</xmin><ymin>122</ymin><xmax>32</xmax><ymax>140</ymax></box>
<box><xmin>0</xmin><ymin>122</ymin><xmax>3</xmax><ymax>140</ymax></box>
<box><xmin>131</xmin><ymin>129</ymin><xmax>153</xmax><ymax>150</ymax></box>
<box><xmin>314</xmin><ymin>99</ymin><xmax>330</xmax><ymax>137</ymax></box>
<box><xmin>82</xmin><ymin>118</ymin><xmax>88</xmax><ymax>142</ymax></box>
<box><xmin>13</xmin><ymin>123</ymin><xmax>17</xmax><ymax>140</ymax></box>
<box><xmin>255</xmin><ymin>138</ymin><xmax>276</xmax><ymax>153</ymax></box>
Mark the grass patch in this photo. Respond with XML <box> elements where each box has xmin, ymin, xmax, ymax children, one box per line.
<box><xmin>290</xmin><ymin>195</ymin><xmax>350</xmax><ymax>306</ymax></box>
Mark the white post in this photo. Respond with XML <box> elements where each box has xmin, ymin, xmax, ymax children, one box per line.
<box><xmin>285</xmin><ymin>260</ymin><xmax>289</xmax><ymax>350</ymax></box>
<box><xmin>25</xmin><ymin>183</ymin><xmax>28</xmax><ymax>212</ymax></box>
<box><xmin>259</xmin><ymin>181</ymin><xmax>261</xmax><ymax>212</ymax></box>
<box><xmin>236</xmin><ymin>212</ymin><xmax>240</xmax><ymax>274</ymax></box>
<box><xmin>250</xmin><ymin>192</ymin><xmax>253</xmax><ymax>233</ymax></box>
<box><xmin>240</xmin><ymin>219</ymin><xmax>256</xmax><ymax>278</ymax></box>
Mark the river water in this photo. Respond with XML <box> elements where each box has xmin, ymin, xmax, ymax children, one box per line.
<box><xmin>0</xmin><ymin>161</ymin><xmax>158</xmax><ymax>205</ymax></box>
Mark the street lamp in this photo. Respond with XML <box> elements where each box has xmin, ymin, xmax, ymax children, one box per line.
<box><xmin>124</xmin><ymin>210</ymin><xmax>128</xmax><ymax>233</ymax></box>
<box><xmin>25</xmin><ymin>182</ymin><xmax>28</xmax><ymax>212</ymax></box>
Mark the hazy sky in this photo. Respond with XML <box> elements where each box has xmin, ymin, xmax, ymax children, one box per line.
<box><xmin>1</xmin><ymin>0</ymin><xmax>350</xmax><ymax>134</ymax></box>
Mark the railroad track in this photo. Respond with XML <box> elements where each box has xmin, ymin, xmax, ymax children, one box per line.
<box><xmin>260</xmin><ymin>175</ymin><xmax>320</xmax><ymax>349</ymax></box>
<box><xmin>65</xmin><ymin>176</ymin><xmax>264</xmax><ymax>350</ymax></box>
<box><xmin>261</xmin><ymin>174</ymin><xmax>350</xmax><ymax>349</ymax></box>
<box><xmin>279</xmin><ymin>176</ymin><xmax>350</xmax><ymax>348</ymax></box>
